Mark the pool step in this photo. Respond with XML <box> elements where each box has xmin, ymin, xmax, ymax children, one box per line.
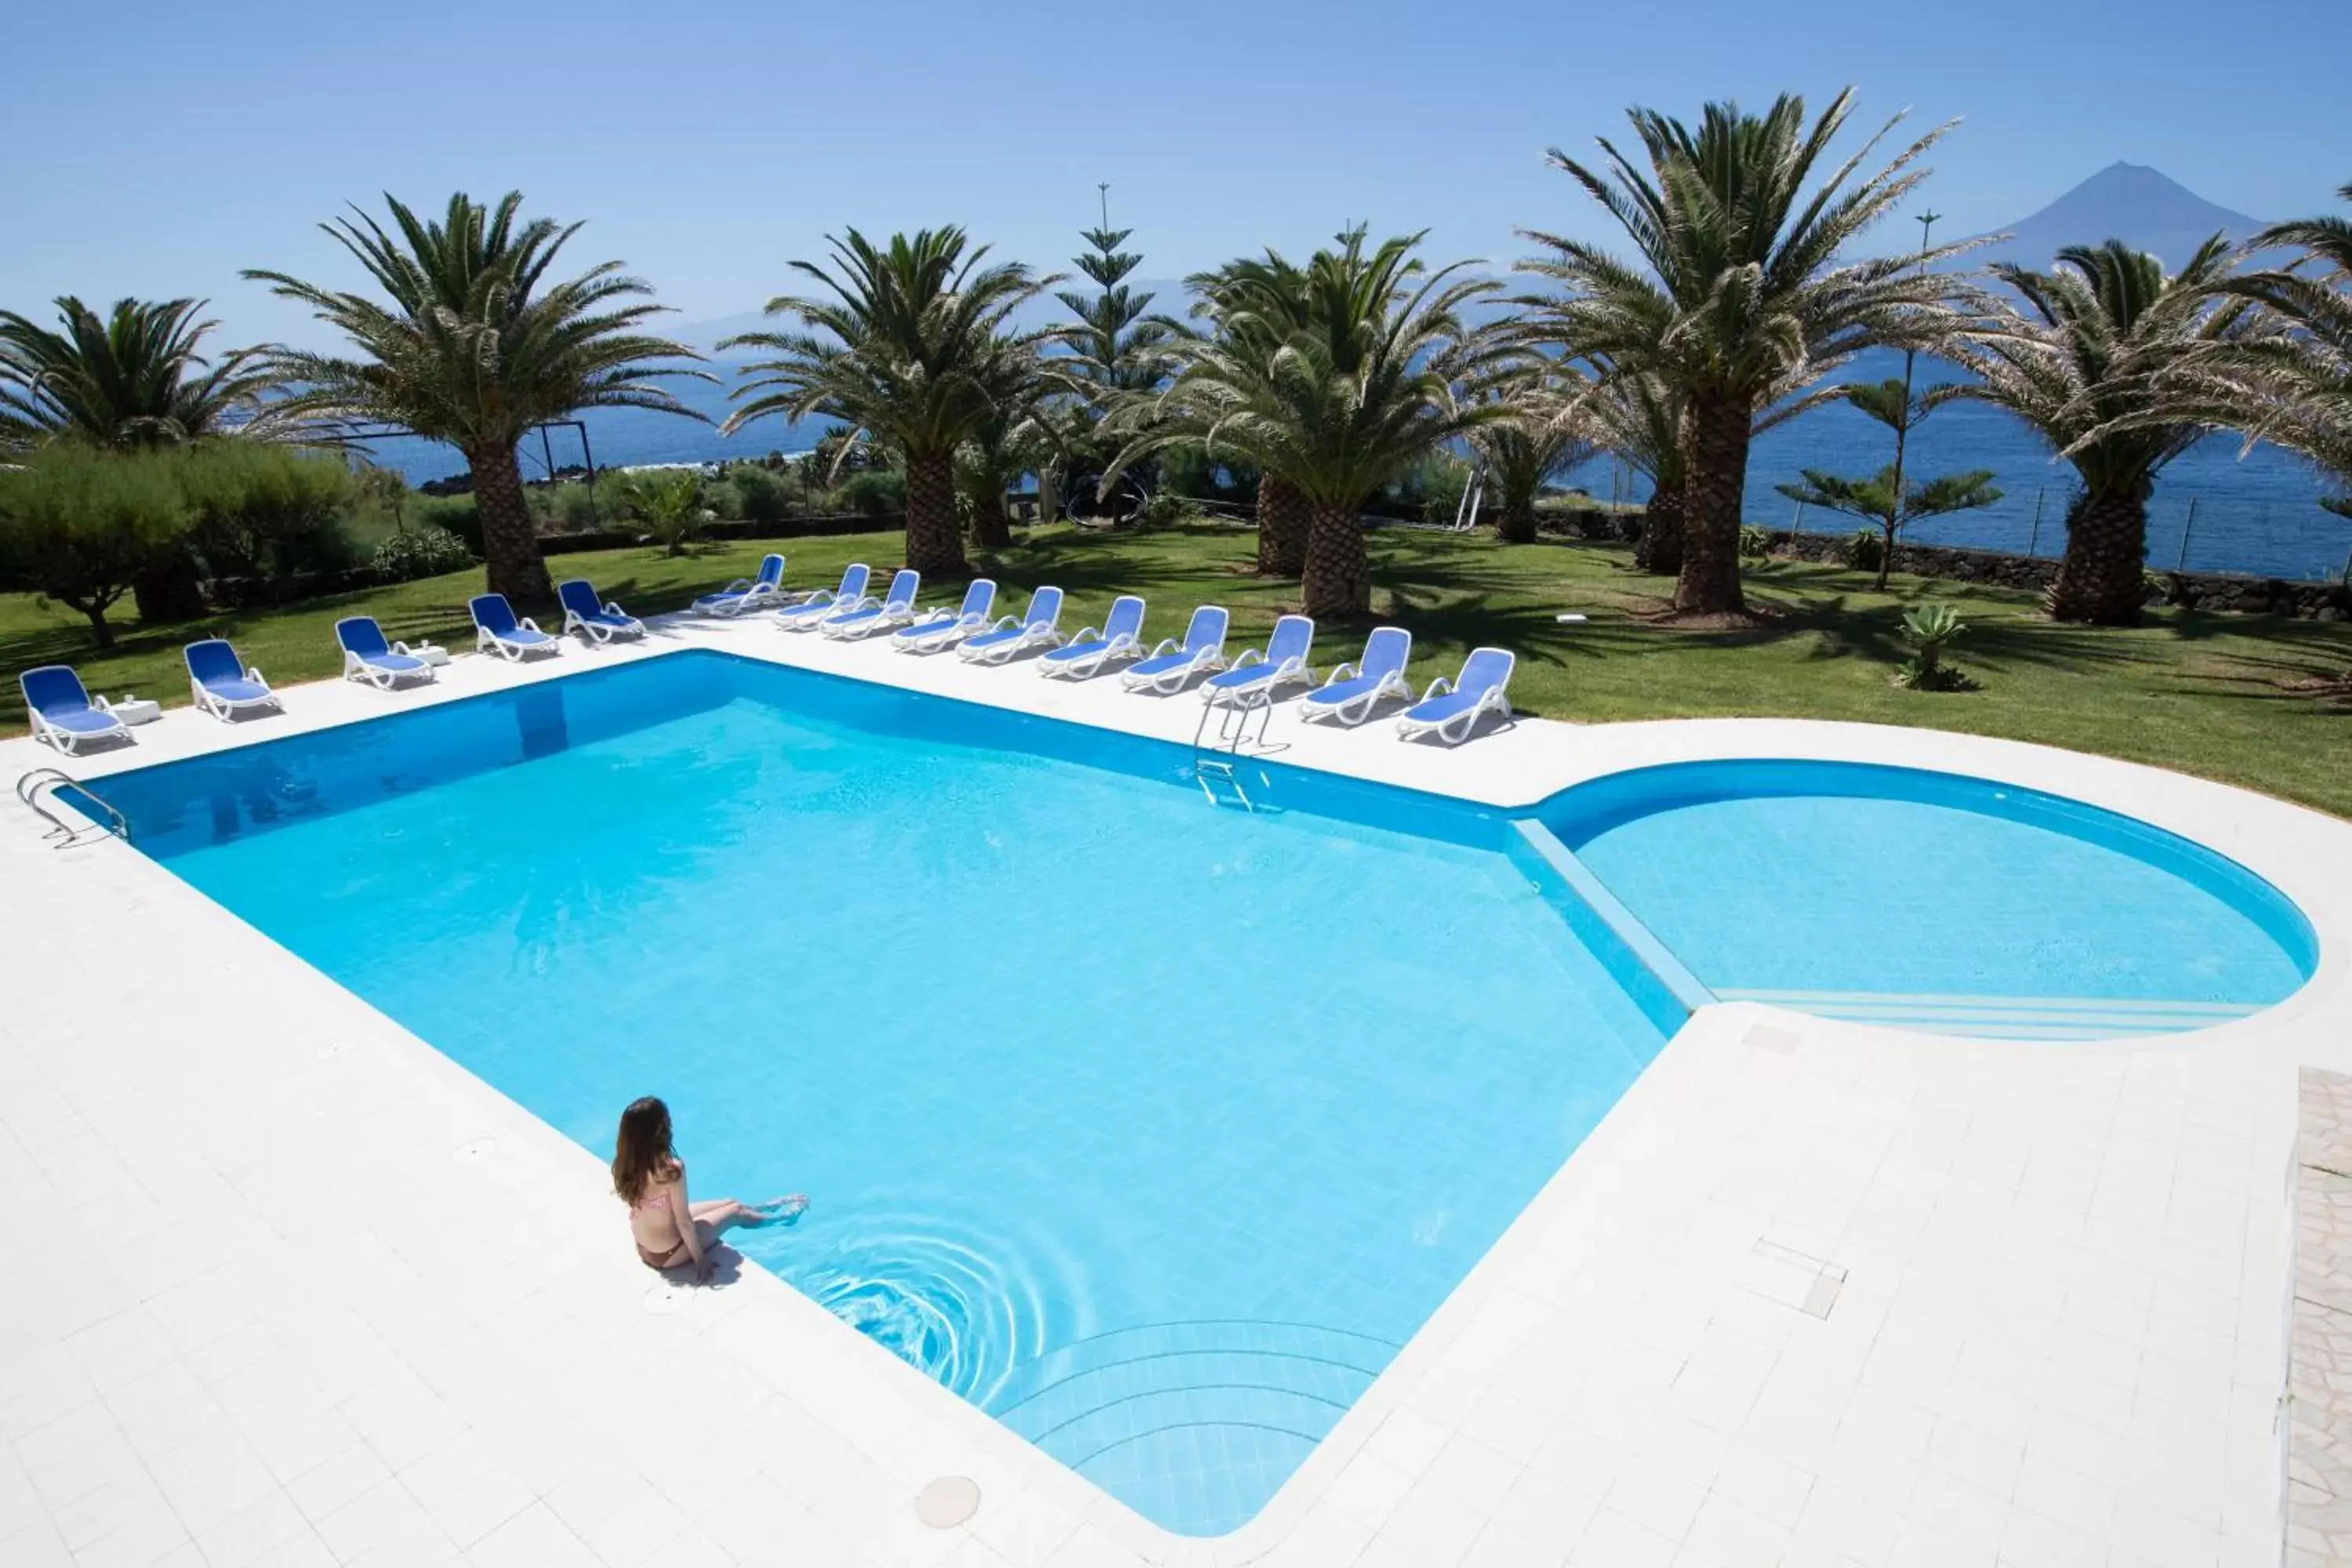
<box><xmin>1719</xmin><ymin>987</ymin><xmax>2264</xmax><ymax>1040</ymax></box>
<box><xmin>991</xmin><ymin>1319</ymin><xmax>1396</xmax><ymax>1536</ymax></box>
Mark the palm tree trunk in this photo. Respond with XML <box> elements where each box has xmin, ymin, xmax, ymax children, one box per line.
<box><xmin>1635</xmin><ymin>476</ymin><xmax>1685</xmax><ymax>575</ymax></box>
<box><xmin>1674</xmin><ymin>399</ymin><xmax>1751</xmax><ymax>616</ymax></box>
<box><xmin>968</xmin><ymin>488</ymin><xmax>1013</xmax><ymax>550</ymax></box>
<box><xmin>2047</xmin><ymin>486</ymin><xmax>2149</xmax><ymax>624</ymax></box>
<box><xmin>468</xmin><ymin>441</ymin><xmax>552</xmax><ymax>604</ymax></box>
<box><xmin>1301</xmin><ymin>496</ymin><xmax>1371</xmax><ymax>619</ymax></box>
<box><xmin>1257</xmin><ymin>477</ymin><xmax>1307</xmax><ymax>576</ymax></box>
<box><xmin>904</xmin><ymin>449</ymin><xmax>971</xmax><ymax>576</ymax></box>
<box><xmin>1495</xmin><ymin>485</ymin><xmax>1537</xmax><ymax>545</ymax></box>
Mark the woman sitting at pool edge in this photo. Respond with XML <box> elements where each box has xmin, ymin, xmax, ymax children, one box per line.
<box><xmin>612</xmin><ymin>1096</ymin><xmax>805</xmax><ymax>1279</ymax></box>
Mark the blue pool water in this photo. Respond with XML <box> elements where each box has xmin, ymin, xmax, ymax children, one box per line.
<box><xmin>1542</xmin><ymin>759</ymin><xmax>2317</xmax><ymax>1038</ymax></box>
<box><xmin>96</xmin><ymin>653</ymin><xmax>1666</xmax><ymax>1537</ymax></box>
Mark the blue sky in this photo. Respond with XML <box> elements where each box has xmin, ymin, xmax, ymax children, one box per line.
<box><xmin>5</xmin><ymin>0</ymin><xmax>2348</xmax><ymax>349</ymax></box>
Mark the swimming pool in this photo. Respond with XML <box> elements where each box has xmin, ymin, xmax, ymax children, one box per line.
<box><xmin>90</xmin><ymin>652</ymin><xmax>1669</xmax><ymax>1537</ymax></box>
<box><xmin>1540</xmin><ymin>758</ymin><xmax>2318</xmax><ymax>1038</ymax></box>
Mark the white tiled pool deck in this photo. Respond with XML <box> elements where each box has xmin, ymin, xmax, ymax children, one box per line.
<box><xmin>5</xmin><ymin>609</ymin><xmax>2347</xmax><ymax>1568</ymax></box>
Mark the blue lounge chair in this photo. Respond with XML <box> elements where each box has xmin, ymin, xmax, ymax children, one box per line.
<box><xmin>185</xmin><ymin>639</ymin><xmax>282</xmax><ymax>722</ymax></box>
<box><xmin>1120</xmin><ymin>605</ymin><xmax>1229</xmax><ymax>694</ymax></box>
<box><xmin>776</xmin><ymin>564</ymin><xmax>871</xmax><ymax>631</ymax></box>
<box><xmin>1201</xmin><ymin>615</ymin><xmax>1316</xmax><ymax>707</ymax></box>
<box><xmin>1396</xmin><ymin>647</ymin><xmax>1515</xmax><ymax>744</ymax></box>
<box><xmin>558</xmin><ymin>579</ymin><xmax>646</xmax><ymax>644</ymax></box>
<box><xmin>1039</xmin><ymin>595</ymin><xmax>1147</xmax><ymax>681</ymax></box>
<box><xmin>20</xmin><ymin>666</ymin><xmax>129</xmax><ymax>754</ymax></box>
<box><xmin>958</xmin><ymin>586</ymin><xmax>1064</xmax><ymax>664</ymax></box>
<box><xmin>470</xmin><ymin>594</ymin><xmax>562</xmax><ymax>661</ymax></box>
<box><xmin>336</xmin><ymin>617</ymin><xmax>434</xmax><ymax>690</ymax></box>
<box><xmin>1301</xmin><ymin>626</ymin><xmax>1413</xmax><ymax>726</ymax></box>
<box><xmin>819</xmin><ymin>569</ymin><xmax>920</xmax><ymax>639</ymax></box>
<box><xmin>894</xmin><ymin>579</ymin><xmax>996</xmax><ymax>653</ymax></box>
<box><xmin>693</xmin><ymin>554</ymin><xmax>786</xmax><ymax>616</ymax></box>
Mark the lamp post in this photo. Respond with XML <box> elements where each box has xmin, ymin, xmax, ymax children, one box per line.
<box><xmin>1886</xmin><ymin>209</ymin><xmax>1940</xmax><ymax>562</ymax></box>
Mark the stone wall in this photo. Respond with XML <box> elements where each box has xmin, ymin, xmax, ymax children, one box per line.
<box><xmin>1757</xmin><ymin>529</ymin><xmax>2352</xmax><ymax>621</ymax></box>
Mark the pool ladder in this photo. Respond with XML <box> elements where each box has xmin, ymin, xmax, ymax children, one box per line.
<box><xmin>14</xmin><ymin>768</ymin><xmax>129</xmax><ymax>848</ymax></box>
<box><xmin>1190</xmin><ymin>691</ymin><xmax>1276</xmax><ymax>811</ymax></box>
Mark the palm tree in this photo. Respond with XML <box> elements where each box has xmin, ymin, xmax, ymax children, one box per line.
<box><xmin>2138</xmin><ymin>184</ymin><xmax>2352</xmax><ymax>520</ymax></box>
<box><xmin>1570</xmin><ymin>366</ymin><xmax>1688</xmax><ymax>573</ymax></box>
<box><xmin>245</xmin><ymin>191</ymin><xmax>706</xmax><ymax>602</ymax></box>
<box><xmin>1518</xmin><ymin>90</ymin><xmax>1967</xmax><ymax>618</ymax></box>
<box><xmin>724</xmin><ymin>228</ymin><xmax>1058</xmax><ymax>578</ymax></box>
<box><xmin>957</xmin><ymin>393</ymin><xmax>1057</xmax><ymax>548</ymax></box>
<box><xmin>1115</xmin><ymin>230</ymin><xmax>1510</xmax><ymax>617</ymax></box>
<box><xmin>0</xmin><ymin>296</ymin><xmax>278</xmax><ymax>451</ymax></box>
<box><xmin>1940</xmin><ymin>238</ymin><xmax>2248</xmax><ymax>622</ymax></box>
<box><xmin>1465</xmin><ymin>374</ymin><xmax>1597</xmax><ymax>543</ymax></box>
<box><xmin>1177</xmin><ymin>250</ymin><xmax>1317</xmax><ymax>575</ymax></box>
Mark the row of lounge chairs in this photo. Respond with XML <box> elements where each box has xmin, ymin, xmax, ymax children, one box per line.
<box><xmin>18</xmin><ymin>556</ymin><xmax>1515</xmax><ymax>756</ymax></box>
<box><xmin>716</xmin><ymin>554</ymin><xmax>1513</xmax><ymax>742</ymax></box>
<box><xmin>18</xmin><ymin>579</ymin><xmax>648</xmax><ymax>754</ymax></box>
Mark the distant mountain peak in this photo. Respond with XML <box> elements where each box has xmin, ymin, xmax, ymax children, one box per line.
<box><xmin>1969</xmin><ymin>164</ymin><xmax>2268</xmax><ymax>271</ymax></box>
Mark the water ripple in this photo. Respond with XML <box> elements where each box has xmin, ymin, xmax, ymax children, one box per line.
<box><xmin>739</xmin><ymin>1207</ymin><xmax>1091</xmax><ymax>1409</ymax></box>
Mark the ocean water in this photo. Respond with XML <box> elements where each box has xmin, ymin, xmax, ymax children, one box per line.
<box><xmin>365</xmin><ymin>348</ymin><xmax>2347</xmax><ymax>581</ymax></box>
<box><xmin>96</xmin><ymin>653</ymin><xmax>1667</xmax><ymax>1537</ymax></box>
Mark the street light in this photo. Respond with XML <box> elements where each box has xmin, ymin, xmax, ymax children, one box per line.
<box><xmin>1886</xmin><ymin>209</ymin><xmax>1943</xmax><ymax>554</ymax></box>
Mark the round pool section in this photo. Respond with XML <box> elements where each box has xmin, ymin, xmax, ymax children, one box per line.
<box><xmin>1539</xmin><ymin>759</ymin><xmax>2318</xmax><ymax>1040</ymax></box>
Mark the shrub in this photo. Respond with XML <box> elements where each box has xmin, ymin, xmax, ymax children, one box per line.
<box><xmin>1841</xmin><ymin>526</ymin><xmax>1883</xmax><ymax>572</ymax></box>
<box><xmin>1738</xmin><ymin>524</ymin><xmax>1771</xmax><ymax>559</ymax></box>
<box><xmin>1141</xmin><ymin>491</ymin><xmax>1201</xmax><ymax>528</ymax></box>
<box><xmin>829</xmin><ymin>468</ymin><xmax>904</xmax><ymax>517</ymax></box>
<box><xmin>171</xmin><ymin>441</ymin><xmax>358</xmax><ymax>580</ymax></box>
<box><xmin>1896</xmin><ymin>602</ymin><xmax>1975</xmax><ymax>690</ymax></box>
<box><xmin>408</xmin><ymin>493</ymin><xmax>482</xmax><ymax>553</ymax></box>
<box><xmin>0</xmin><ymin>445</ymin><xmax>191</xmax><ymax>645</ymax></box>
<box><xmin>613</xmin><ymin>470</ymin><xmax>713</xmax><ymax>556</ymax></box>
<box><xmin>529</xmin><ymin>478</ymin><xmax>603</xmax><ymax>533</ymax></box>
<box><xmin>729</xmin><ymin>464</ymin><xmax>795</xmax><ymax>525</ymax></box>
<box><xmin>370</xmin><ymin>524</ymin><xmax>476</xmax><ymax>583</ymax></box>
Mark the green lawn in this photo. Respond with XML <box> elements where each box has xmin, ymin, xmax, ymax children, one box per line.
<box><xmin>8</xmin><ymin>520</ymin><xmax>2351</xmax><ymax>817</ymax></box>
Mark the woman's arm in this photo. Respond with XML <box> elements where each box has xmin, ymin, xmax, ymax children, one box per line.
<box><xmin>666</xmin><ymin>1165</ymin><xmax>709</xmax><ymax>1280</ymax></box>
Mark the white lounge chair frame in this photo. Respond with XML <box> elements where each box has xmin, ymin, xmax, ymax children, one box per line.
<box><xmin>1395</xmin><ymin>649</ymin><xmax>1515</xmax><ymax>745</ymax></box>
<box><xmin>958</xmin><ymin>591</ymin><xmax>1065</xmax><ymax>665</ymax></box>
<box><xmin>1204</xmin><ymin>623</ymin><xmax>1316</xmax><ymax>709</ymax></box>
<box><xmin>1040</xmin><ymin>601</ymin><xmax>1147</xmax><ymax>681</ymax></box>
<box><xmin>1121</xmin><ymin>616</ymin><xmax>1230</xmax><ymax>695</ymax></box>
<box><xmin>476</xmin><ymin>616</ymin><xmax>560</xmax><ymax>662</ymax></box>
<box><xmin>25</xmin><ymin>692</ymin><xmax>125</xmax><ymax>755</ymax></box>
<box><xmin>895</xmin><ymin>582</ymin><xmax>995</xmax><ymax>654</ymax></box>
<box><xmin>821</xmin><ymin>572</ymin><xmax>921</xmax><ymax>641</ymax></box>
<box><xmin>342</xmin><ymin>640</ymin><xmax>430</xmax><ymax>690</ymax></box>
<box><xmin>1300</xmin><ymin>633</ymin><xmax>1414</xmax><ymax>727</ymax></box>
<box><xmin>189</xmin><ymin>663</ymin><xmax>283</xmax><ymax>721</ymax></box>
<box><xmin>696</xmin><ymin>557</ymin><xmax>787</xmax><ymax>617</ymax></box>
<box><xmin>777</xmin><ymin>568</ymin><xmax>873</xmax><ymax>632</ymax></box>
<box><xmin>563</xmin><ymin>596</ymin><xmax>646</xmax><ymax>645</ymax></box>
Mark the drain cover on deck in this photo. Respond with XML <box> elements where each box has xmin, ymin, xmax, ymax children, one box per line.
<box><xmin>915</xmin><ymin>1475</ymin><xmax>980</xmax><ymax>1528</ymax></box>
<box><xmin>1739</xmin><ymin>1238</ymin><xmax>1846</xmax><ymax>1319</ymax></box>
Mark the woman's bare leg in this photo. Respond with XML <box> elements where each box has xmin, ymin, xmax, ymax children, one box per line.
<box><xmin>690</xmin><ymin>1200</ymin><xmax>753</xmax><ymax>1232</ymax></box>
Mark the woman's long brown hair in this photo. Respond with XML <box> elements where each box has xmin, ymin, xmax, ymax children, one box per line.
<box><xmin>612</xmin><ymin>1096</ymin><xmax>680</xmax><ymax>1205</ymax></box>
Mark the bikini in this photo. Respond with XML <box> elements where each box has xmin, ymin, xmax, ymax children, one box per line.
<box><xmin>631</xmin><ymin>1180</ymin><xmax>691</xmax><ymax>1270</ymax></box>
